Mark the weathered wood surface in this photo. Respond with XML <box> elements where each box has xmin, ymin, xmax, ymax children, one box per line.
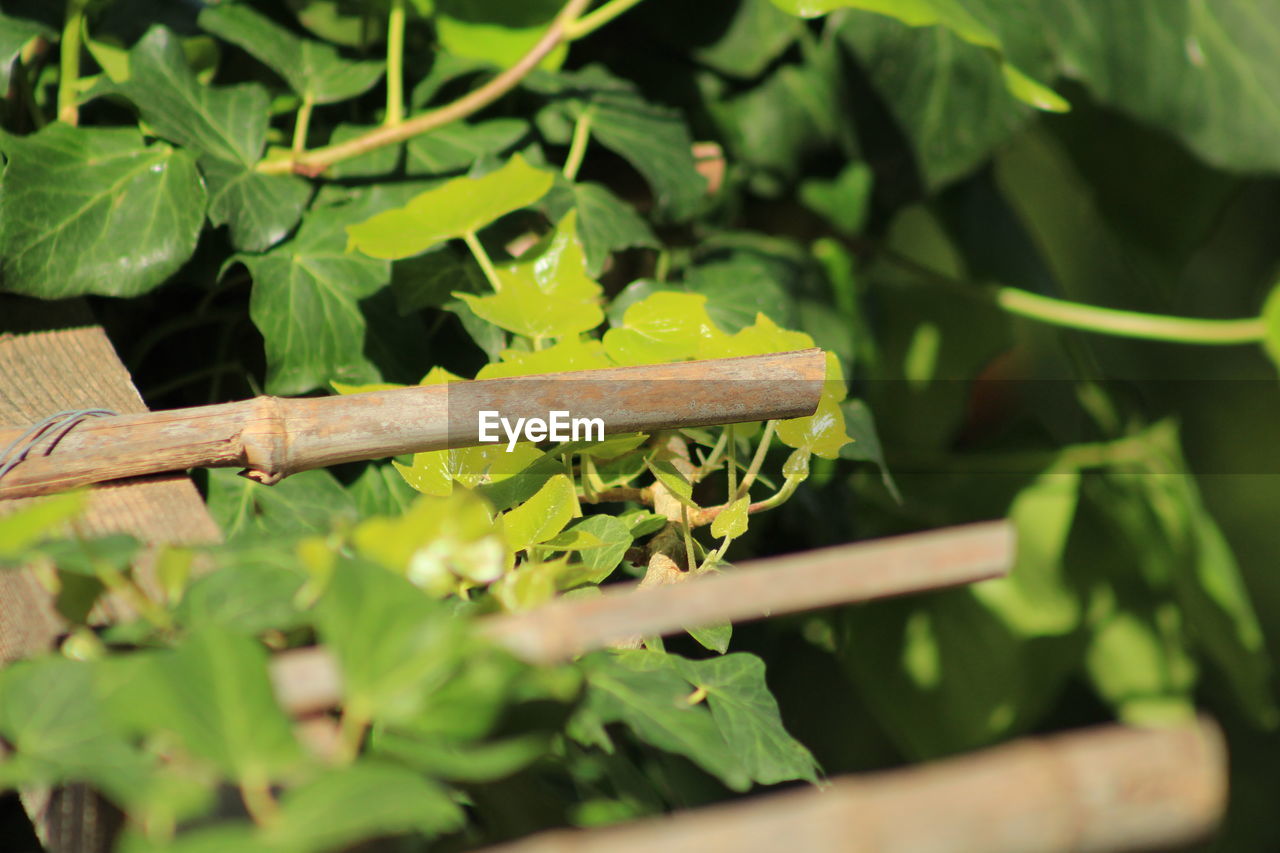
<box><xmin>479</xmin><ymin>719</ymin><xmax>1227</xmax><ymax>853</ymax></box>
<box><xmin>271</xmin><ymin>520</ymin><xmax>1014</xmax><ymax>714</ymax></box>
<box><xmin>0</xmin><ymin>320</ymin><xmax>223</xmax><ymax>853</ymax></box>
<box><xmin>0</xmin><ymin>349</ymin><xmax>826</xmax><ymax>499</ymax></box>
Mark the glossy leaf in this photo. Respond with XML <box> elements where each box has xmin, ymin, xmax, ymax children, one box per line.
<box><xmin>199</xmin><ymin>4</ymin><xmax>384</xmax><ymax>103</ymax></box>
<box><xmin>544</xmin><ymin>181</ymin><xmax>659</xmax><ymax>277</ymax></box>
<box><xmin>202</xmin><ymin>157</ymin><xmax>312</xmax><ymax>252</ymax></box>
<box><xmin>603</xmin><ymin>291</ymin><xmax>725</xmax><ymax>365</ymax></box>
<box><xmin>346</xmin><ymin>155</ymin><xmax>554</xmax><ymax>260</ymax></box>
<box><xmin>435</xmin><ymin>0</ymin><xmax>568</xmax><ymax>70</ymax></box>
<box><xmin>109</xmin><ymin>27</ymin><xmax>269</xmax><ymax>165</ymax></box>
<box><xmin>503</xmin><ymin>474</ymin><xmax>577</xmax><ymax>552</ymax></box>
<box><xmin>711</xmin><ymin>497</ymin><xmax>749</xmax><ymax>540</ymax></box>
<box><xmin>0</xmin><ymin>124</ymin><xmax>204</xmax><ymax>298</ymax></box>
<box><xmin>564</xmin><ymin>515</ymin><xmax>633</xmax><ymax>584</ymax></box>
<box><xmin>776</xmin><ymin>393</ymin><xmax>852</xmax><ymax>459</ymax></box>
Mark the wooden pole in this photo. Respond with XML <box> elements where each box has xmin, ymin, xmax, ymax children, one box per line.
<box><xmin>0</xmin><ymin>349</ymin><xmax>824</xmax><ymax>499</ymax></box>
<box><xmin>478</xmin><ymin>718</ymin><xmax>1227</xmax><ymax>853</ymax></box>
<box><xmin>270</xmin><ymin>520</ymin><xmax>1014</xmax><ymax>715</ymax></box>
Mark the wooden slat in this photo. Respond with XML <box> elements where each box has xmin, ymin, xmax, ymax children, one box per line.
<box><xmin>0</xmin><ymin>323</ymin><xmax>223</xmax><ymax>853</ymax></box>
<box><xmin>479</xmin><ymin>719</ymin><xmax>1227</xmax><ymax>853</ymax></box>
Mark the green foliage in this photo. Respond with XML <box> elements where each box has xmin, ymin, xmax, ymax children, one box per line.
<box><xmin>4</xmin><ymin>0</ymin><xmax>1280</xmax><ymax>847</ymax></box>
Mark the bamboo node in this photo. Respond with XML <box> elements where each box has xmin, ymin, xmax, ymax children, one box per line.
<box><xmin>239</xmin><ymin>396</ymin><xmax>289</xmax><ymax>485</ymax></box>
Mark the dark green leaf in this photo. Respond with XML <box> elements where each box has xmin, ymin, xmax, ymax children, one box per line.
<box><xmin>683</xmin><ymin>260</ymin><xmax>791</xmax><ymax>334</ymax></box>
<box><xmin>177</xmin><ymin>557</ymin><xmax>306</xmax><ymax>634</ymax></box>
<box><xmin>673</xmin><ymin>653</ymin><xmax>819</xmax><ymax>784</ymax></box>
<box><xmin>349</xmin><ymin>463</ymin><xmax>419</xmax><ymax>517</ymax></box>
<box><xmin>207</xmin><ymin>468</ymin><xmax>358</xmax><ymax>542</ymax></box>
<box><xmin>406</xmin><ymin>119</ymin><xmax>530</xmax><ymax>176</ymax></box>
<box><xmin>199</xmin><ymin>4</ymin><xmax>384</xmax><ymax>103</ymax></box>
<box><xmin>577</xmin><ymin>650</ymin><xmax>749</xmax><ymax>790</ymax></box>
<box><xmin>0</xmin><ymin>124</ymin><xmax>204</xmax><ymax>298</ymax></box>
<box><xmin>109</xmin><ymin>27</ymin><xmax>270</xmax><ymax>166</ymax></box>
<box><xmin>692</xmin><ymin>0</ymin><xmax>801</xmax><ymax>78</ymax></box>
<box><xmin>325</xmin><ymin>123</ymin><xmax>403</xmax><ymax>179</ymax></box>
<box><xmin>242</xmin><ymin>190</ymin><xmax>399</xmax><ymax>394</ymax></box>
<box><xmin>0</xmin><ymin>12</ymin><xmax>49</xmax><ymax>91</ymax></box>
<box><xmin>839</xmin><ymin>399</ymin><xmax>899</xmax><ymax>500</ymax></box>
<box><xmin>202</xmin><ymin>157</ymin><xmax>312</xmax><ymax>252</ymax></box>
<box><xmin>391</xmin><ymin>243</ymin><xmax>486</xmax><ymax>314</ymax></box>
<box><xmin>544</xmin><ymin>181</ymin><xmax>659</xmax><ymax>277</ymax></box>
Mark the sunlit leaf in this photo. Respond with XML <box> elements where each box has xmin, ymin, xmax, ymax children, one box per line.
<box><xmin>502</xmin><ymin>474</ymin><xmax>577</xmax><ymax>552</ymax></box>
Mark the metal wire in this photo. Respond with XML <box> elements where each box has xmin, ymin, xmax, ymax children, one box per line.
<box><xmin>0</xmin><ymin>409</ymin><xmax>117</xmax><ymax>484</ymax></box>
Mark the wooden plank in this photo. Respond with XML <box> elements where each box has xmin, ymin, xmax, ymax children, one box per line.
<box><xmin>270</xmin><ymin>520</ymin><xmax>1015</xmax><ymax>715</ymax></box>
<box><xmin>0</xmin><ymin>323</ymin><xmax>223</xmax><ymax>853</ymax></box>
<box><xmin>478</xmin><ymin>719</ymin><xmax>1227</xmax><ymax>853</ymax></box>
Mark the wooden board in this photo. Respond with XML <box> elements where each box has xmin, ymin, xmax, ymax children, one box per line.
<box><xmin>0</xmin><ymin>321</ymin><xmax>223</xmax><ymax>853</ymax></box>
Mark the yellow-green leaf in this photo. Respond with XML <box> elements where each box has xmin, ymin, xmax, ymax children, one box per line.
<box><xmin>775</xmin><ymin>394</ymin><xmax>851</xmax><ymax>459</ymax></box>
<box><xmin>502</xmin><ymin>474</ymin><xmax>577</xmax><ymax>552</ymax></box>
<box><xmin>603</xmin><ymin>292</ymin><xmax>727</xmax><ymax>365</ymax></box>
<box><xmin>346</xmin><ymin>155</ymin><xmax>555</xmax><ymax>260</ymax></box>
<box><xmin>711</xmin><ymin>497</ymin><xmax>749</xmax><ymax>540</ymax></box>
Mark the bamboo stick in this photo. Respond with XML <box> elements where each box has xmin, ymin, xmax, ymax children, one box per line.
<box><xmin>477</xmin><ymin>718</ymin><xmax>1227</xmax><ymax>853</ymax></box>
<box><xmin>0</xmin><ymin>350</ymin><xmax>824</xmax><ymax>500</ymax></box>
<box><xmin>270</xmin><ymin>520</ymin><xmax>1014</xmax><ymax>715</ymax></box>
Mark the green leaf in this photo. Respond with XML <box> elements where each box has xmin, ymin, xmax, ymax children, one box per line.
<box><xmin>603</xmin><ymin>291</ymin><xmax>726</xmax><ymax>365</ymax></box>
<box><xmin>799</xmin><ymin>162</ymin><xmax>873</xmax><ymax>236</ymax></box>
<box><xmin>315</xmin><ymin>558</ymin><xmax>470</xmax><ymax>724</ymax></box>
<box><xmin>544</xmin><ymin>181</ymin><xmax>660</xmax><ymax>277</ymax></box>
<box><xmin>577</xmin><ymin>650</ymin><xmax>750</xmax><ymax>791</ymax></box>
<box><xmin>346</xmin><ymin>154</ymin><xmax>554</xmax><ymax>260</ymax></box>
<box><xmin>207</xmin><ymin>468</ymin><xmax>358</xmax><ymax>542</ymax></box>
<box><xmin>177</xmin><ymin>556</ymin><xmax>306</xmax><ymax>634</ymax></box>
<box><xmin>435</xmin><ymin>0</ymin><xmax>568</xmax><ymax>70</ymax></box>
<box><xmin>0</xmin><ymin>124</ymin><xmax>205</xmax><ymax>298</ymax></box>
<box><xmin>1085</xmin><ymin>604</ymin><xmax>1197</xmax><ymax>726</ymax></box>
<box><xmin>202</xmin><ymin>157</ymin><xmax>312</xmax><ymax>252</ymax></box>
<box><xmin>532</xmin><ymin>66</ymin><xmax>707</xmax><ymax>219</ymax></box>
<box><xmin>1044</xmin><ymin>0</ymin><xmax>1280</xmax><ymax>172</ymax></box>
<box><xmin>673</xmin><ymin>654</ymin><xmax>819</xmax><ymax>785</ymax></box>
<box><xmin>0</xmin><ymin>658</ymin><xmax>153</xmax><ymax>803</ymax></box>
<box><xmin>0</xmin><ymin>491</ymin><xmax>87</xmax><ymax>561</ymax></box>
<box><xmin>243</xmin><ymin>189</ymin><xmax>401</xmax><ymax>394</ymax></box>
<box><xmin>776</xmin><ymin>393</ymin><xmax>852</xmax><ymax>459</ymax></box>
<box><xmin>645</xmin><ymin>458</ymin><xmax>698</xmax><ymax>509</ymax></box>
<box><xmin>406</xmin><ymin>118</ymin><xmax>530</xmax><ymax>176</ymax></box>
<box><xmin>972</xmin><ymin>466</ymin><xmax>1083</xmax><ymax>636</ymax></box>
<box><xmin>199</xmin><ymin>4</ymin><xmax>384</xmax><ymax>103</ymax></box>
<box><xmin>502</xmin><ymin>474</ymin><xmax>577</xmax><ymax>552</ymax></box>
<box><xmin>691</xmin><ymin>0</ymin><xmax>802</xmax><ymax>78</ymax></box>
<box><xmin>683</xmin><ymin>262</ymin><xmax>793</xmax><ymax>335</ymax></box>
<box><xmin>264</xmin><ymin>762</ymin><xmax>464</xmax><ymax>850</ymax></box>
<box><xmin>109</xmin><ymin>26</ymin><xmax>270</xmax><ymax>165</ymax></box>
<box><xmin>325</xmin><ymin>123</ymin><xmax>403</xmax><ymax>179</ymax></box>
<box><xmin>349</xmin><ymin>463</ymin><xmax>419</xmax><ymax>517</ymax></box>
<box><xmin>686</xmin><ymin>622</ymin><xmax>732</xmax><ymax>654</ymax></box>
<box><xmin>711</xmin><ymin>497</ymin><xmax>749</xmax><ymax>540</ymax></box>
<box><xmin>0</xmin><ymin>12</ymin><xmax>49</xmax><ymax>91</ymax></box>
<box><xmin>771</xmin><ymin>0</ymin><xmax>1067</xmax><ymax>113</ymax></box>
<box><xmin>568</xmin><ymin>514</ymin><xmax>634</xmax><ymax>584</ymax></box>
<box><xmin>124</xmin><ymin>627</ymin><xmax>304</xmax><ymax>783</ymax></box>
<box><xmin>391</xmin><ymin>243</ymin><xmax>487</xmax><ymax>314</ymax></box>
<box><xmin>839</xmin><ymin>399</ymin><xmax>899</xmax><ymax>501</ymax></box>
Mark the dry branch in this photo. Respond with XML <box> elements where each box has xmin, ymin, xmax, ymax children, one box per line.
<box><xmin>270</xmin><ymin>520</ymin><xmax>1014</xmax><ymax>715</ymax></box>
<box><xmin>480</xmin><ymin>718</ymin><xmax>1227</xmax><ymax>853</ymax></box>
<box><xmin>0</xmin><ymin>349</ymin><xmax>824</xmax><ymax>500</ymax></box>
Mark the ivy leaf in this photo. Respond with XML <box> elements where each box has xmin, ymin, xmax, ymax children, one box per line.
<box><xmin>199</xmin><ymin>4</ymin><xmax>384</xmax><ymax>104</ymax></box>
<box><xmin>242</xmin><ymin>190</ymin><xmax>398</xmax><ymax>394</ymax></box>
<box><xmin>646</xmin><ymin>458</ymin><xmax>698</xmax><ymax>509</ymax></box>
<box><xmin>711</xmin><ymin>497</ymin><xmax>749</xmax><ymax>540</ymax></box>
<box><xmin>603</xmin><ymin>291</ymin><xmax>726</xmax><ymax>365</ymax></box>
<box><xmin>839</xmin><ymin>399</ymin><xmax>899</xmax><ymax>501</ymax></box>
<box><xmin>315</xmin><ymin>558</ymin><xmax>471</xmax><ymax>724</ymax></box>
<box><xmin>684</xmin><ymin>263</ymin><xmax>794</xmax><ymax>336</ymax></box>
<box><xmin>1086</xmin><ymin>605</ymin><xmax>1197</xmax><ymax>726</ymax></box>
<box><xmin>119</xmin><ymin>627</ymin><xmax>304</xmax><ymax>784</ymax></box>
<box><xmin>0</xmin><ymin>491</ymin><xmax>87</xmax><ymax>561</ymax></box>
<box><xmin>502</xmin><ymin>474</ymin><xmax>577</xmax><ymax>553</ymax></box>
<box><xmin>691</xmin><ymin>0</ymin><xmax>802</xmax><ymax>79</ymax></box>
<box><xmin>435</xmin><ymin>0</ymin><xmax>568</xmax><ymax>70</ymax></box>
<box><xmin>264</xmin><ymin>762</ymin><xmax>464</xmax><ymax>850</ymax></box>
<box><xmin>346</xmin><ymin>154</ymin><xmax>554</xmax><ymax>260</ymax></box>
<box><xmin>532</xmin><ymin>66</ymin><xmax>707</xmax><ymax>220</ymax></box>
<box><xmin>567</xmin><ymin>515</ymin><xmax>633</xmax><ymax>584</ymax></box>
<box><xmin>770</xmin><ymin>0</ymin><xmax>1067</xmax><ymax>112</ymax></box>
<box><xmin>673</xmin><ymin>653</ymin><xmax>820</xmax><ymax>785</ymax></box>
<box><xmin>207</xmin><ymin>468</ymin><xmax>358</xmax><ymax>542</ymax></box>
<box><xmin>776</xmin><ymin>393</ymin><xmax>852</xmax><ymax>459</ymax></box>
<box><xmin>0</xmin><ymin>12</ymin><xmax>49</xmax><ymax>91</ymax></box>
<box><xmin>544</xmin><ymin>181</ymin><xmax>659</xmax><ymax>277</ymax></box>
<box><xmin>391</xmin><ymin>243</ymin><xmax>487</xmax><ymax>314</ymax></box>
<box><xmin>0</xmin><ymin>124</ymin><xmax>204</xmax><ymax>298</ymax></box>
<box><xmin>202</xmin><ymin>157</ymin><xmax>312</xmax><ymax>252</ymax></box>
<box><xmin>576</xmin><ymin>650</ymin><xmax>750</xmax><ymax>791</ymax></box>
<box><xmin>406</xmin><ymin>119</ymin><xmax>530</xmax><ymax>176</ymax></box>
<box><xmin>109</xmin><ymin>26</ymin><xmax>270</xmax><ymax>166</ymax></box>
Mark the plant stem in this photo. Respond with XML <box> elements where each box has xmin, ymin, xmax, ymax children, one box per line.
<box><xmin>260</xmin><ymin>0</ymin><xmax>592</xmax><ymax>176</ymax></box>
<box><xmin>384</xmin><ymin>0</ymin><xmax>405</xmax><ymax>126</ymax></box>
<box><xmin>291</xmin><ymin>93</ymin><xmax>315</xmax><ymax>154</ymax></box>
<box><xmin>463</xmin><ymin>230</ymin><xmax>502</xmax><ymax>291</ymax></box>
<box><xmin>680</xmin><ymin>503</ymin><xmax>696</xmax><ymax>571</ymax></box>
<box><xmin>336</xmin><ymin>706</ymin><xmax>370</xmax><ymax>763</ymax></box>
<box><xmin>562</xmin><ymin>107</ymin><xmax>593</xmax><ymax>180</ymax></box>
<box><xmin>564</xmin><ymin>0</ymin><xmax>646</xmax><ymax>40</ymax></box>
<box><xmin>732</xmin><ymin>421</ymin><xmax>775</xmax><ymax>502</ymax></box>
<box><xmin>57</xmin><ymin>0</ymin><xmax>89</xmax><ymax>125</ymax></box>
<box><xmin>992</xmin><ymin>286</ymin><xmax>1266</xmax><ymax>345</ymax></box>
<box><xmin>725</xmin><ymin>426</ymin><xmax>737</xmax><ymax>497</ymax></box>
<box><xmin>239</xmin><ymin>775</ymin><xmax>280</xmax><ymax>826</ymax></box>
